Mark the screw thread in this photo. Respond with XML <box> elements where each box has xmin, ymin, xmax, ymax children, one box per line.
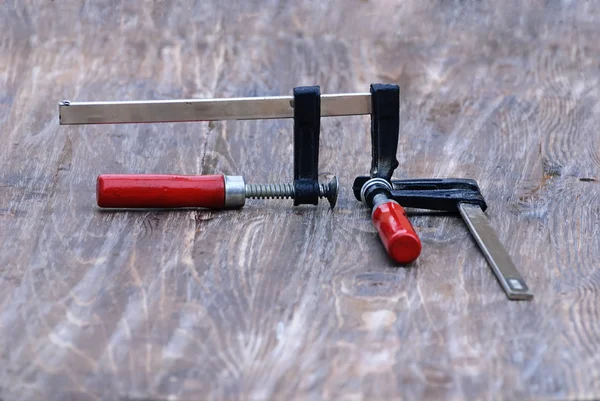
<box><xmin>245</xmin><ymin>182</ymin><xmax>333</xmax><ymax>199</ymax></box>
<box><xmin>245</xmin><ymin>183</ymin><xmax>294</xmax><ymax>199</ymax></box>
<box><xmin>318</xmin><ymin>183</ymin><xmax>329</xmax><ymax>197</ymax></box>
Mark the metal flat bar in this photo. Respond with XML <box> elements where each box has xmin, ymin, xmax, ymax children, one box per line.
<box><xmin>58</xmin><ymin>93</ymin><xmax>372</xmax><ymax>125</ymax></box>
<box><xmin>458</xmin><ymin>203</ymin><xmax>533</xmax><ymax>301</ymax></box>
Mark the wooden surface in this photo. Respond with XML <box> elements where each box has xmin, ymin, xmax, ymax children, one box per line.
<box><xmin>1</xmin><ymin>1</ymin><xmax>599</xmax><ymax>400</ymax></box>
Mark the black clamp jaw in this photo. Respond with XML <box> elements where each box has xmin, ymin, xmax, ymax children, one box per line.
<box><xmin>369</xmin><ymin>84</ymin><xmax>400</xmax><ymax>181</ymax></box>
<box><xmin>293</xmin><ymin>86</ymin><xmax>338</xmax><ymax>208</ymax></box>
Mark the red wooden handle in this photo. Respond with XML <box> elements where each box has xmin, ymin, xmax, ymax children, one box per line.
<box><xmin>97</xmin><ymin>174</ymin><xmax>225</xmax><ymax>208</ymax></box>
<box><xmin>372</xmin><ymin>200</ymin><xmax>422</xmax><ymax>264</ymax></box>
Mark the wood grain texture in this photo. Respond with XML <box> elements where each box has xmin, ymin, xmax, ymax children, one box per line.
<box><xmin>1</xmin><ymin>1</ymin><xmax>599</xmax><ymax>400</ymax></box>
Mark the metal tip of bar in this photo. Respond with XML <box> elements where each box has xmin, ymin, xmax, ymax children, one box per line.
<box><xmin>458</xmin><ymin>202</ymin><xmax>533</xmax><ymax>301</ymax></box>
<box><xmin>58</xmin><ymin>92</ymin><xmax>372</xmax><ymax>125</ymax></box>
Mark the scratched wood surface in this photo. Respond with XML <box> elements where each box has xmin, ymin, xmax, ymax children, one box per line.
<box><xmin>1</xmin><ymin>1</ymin><xmax>599</xmax><ymax>400</ymax></box>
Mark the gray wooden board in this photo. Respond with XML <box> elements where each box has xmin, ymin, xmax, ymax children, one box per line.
<box><xmin>1</xmin><ymin>1</ymin><xmax>599</xmax><ymax>400</ymax></box>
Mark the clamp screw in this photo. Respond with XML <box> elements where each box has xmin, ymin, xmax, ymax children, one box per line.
<box><xmin>246</xmin><ymin>176</ymin><xmax>338</xmax><ymax>208</ymax></box>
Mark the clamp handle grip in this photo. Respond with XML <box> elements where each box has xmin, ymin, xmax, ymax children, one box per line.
<box><xmin>96</xmin><ymin>174</ymin><xmax>226</xmax><ymax>209</ymax></box>
<box><xmin>372</xmin><ymin>200</ymin><xmax>422</xmax><ymax>264</ymax></box>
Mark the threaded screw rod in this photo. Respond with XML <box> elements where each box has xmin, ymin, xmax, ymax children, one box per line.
<box><xmin>245</xmin><ymin>176</ymin><xmax>338</xmax><ymax>208</ymax></box>
<box><xmin>245</xmin><ymin>183</ymin><xmax>294</xmax><ymax>199</ymax></box>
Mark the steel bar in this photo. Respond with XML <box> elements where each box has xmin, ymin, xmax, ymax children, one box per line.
<box><xmin>58</xmin><ymin>93</ymin><xmax>372</xmax><ymax>125</ymax></box>
<box><xmin>458</xmin><ymin>203</ymin><xmax>533</xmax><ymax>301</ymax></box>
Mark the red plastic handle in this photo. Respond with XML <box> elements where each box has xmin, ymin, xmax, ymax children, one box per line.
<box><xmin>372</xmin><ymin>200</ymin><xmax>422</xmax><ymax>264</ymax></box>
<box><xmin>97</xmin><ymin>174</ymin><xmax>225</xmax><ymax>208</ymax></box>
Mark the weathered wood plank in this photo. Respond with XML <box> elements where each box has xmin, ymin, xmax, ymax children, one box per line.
<box><xmin>1</xmin><ymin>1</ymin><xmax>599</xmax><ymax>400</ymax></box>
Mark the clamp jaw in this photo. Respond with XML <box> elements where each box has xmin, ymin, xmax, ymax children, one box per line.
<box><xmin>292</xmin><ymin>86</ymin><xmax>329</xmax><ymax>206</ymax></box>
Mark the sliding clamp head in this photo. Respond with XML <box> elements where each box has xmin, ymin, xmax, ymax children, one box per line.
<box><xmin>292</xmin><ymin>86</ymin><xmax>333</xmax><ymax>206</ymax></box>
